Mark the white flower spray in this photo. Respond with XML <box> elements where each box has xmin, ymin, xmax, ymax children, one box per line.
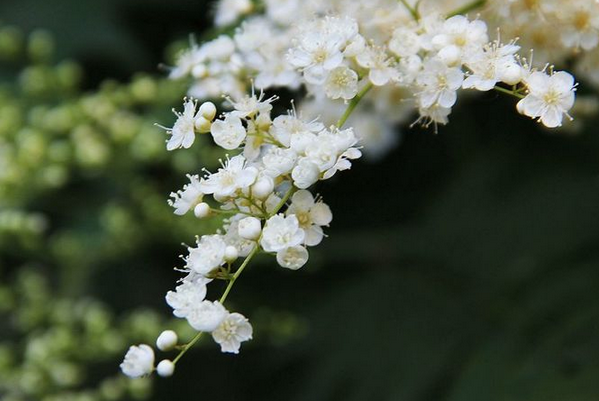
<box><xmin>122</xmin><ymin>0</ymin><xmax>583</xmax><ymax>379</ymax></box>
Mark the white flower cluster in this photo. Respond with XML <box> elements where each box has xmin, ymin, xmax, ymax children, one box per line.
<box><xmin>482</xmin><ymin>0</ymin><xmax>599</xmax><ymax>92</ymax></box>
<box><xmin>122</xmin><ymin>90</ymin><xmax>346</xmax><ymax>377</ymax></box>
<box><xmin>122</xmin><ymin>0</ymin><xmax>587</xmax><ymax>380</ymax></box>
<box><xmin>168</xmin><ymin>0</ymin><xmax>579</xmax><ymax>163</ymax></box>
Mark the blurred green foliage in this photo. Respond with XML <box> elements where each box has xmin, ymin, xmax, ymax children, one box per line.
<box><xmin>1</xmin><ymin>1</ymin><xmax>599</xmax><ymax>401</ymax></box>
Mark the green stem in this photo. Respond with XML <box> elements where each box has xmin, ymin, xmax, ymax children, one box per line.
<box><xmin>399</xmin><ymin>0</ymin><xmax>420</xmax><ymax>21</ymax></box>
<box><xmin>494</xmin><ymin>85</ymin><xmax>525</xmax><ymax>99</ymax></box>
<box><xmin>336</xmin><ymin>82</ymin><xmax>374</xmax><ymax>128</ymax></box>
<box><xmin>447</xmin><ymin>0</ymin><xmax>487</xmax><ymax>18</ymax></box>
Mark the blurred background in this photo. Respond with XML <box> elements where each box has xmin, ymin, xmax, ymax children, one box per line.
<box><xmin>1</xmin><ymin>0</ymin><xmax>599</xmax><ymax>400</ymax></box>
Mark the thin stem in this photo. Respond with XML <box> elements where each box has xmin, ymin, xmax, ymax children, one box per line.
<box><xmin>336</xmin><ymin>82</ymin><xmax>374</xmax><ymax>128</ymax></box>
<box><xmin>271</xmin><ymin>185</ymin><xmax>296</xmax><ymax>216</ymax></box>
<box><xmin>447</xmin><ymin>0</ymin><xmax>487</xmax><ymax>18</ymax></box>
<box><xmin>494</xmin><ymin>85</ymin><xmax>525</xmax><ymax>99</ymax></box>
<box><xmin>399</xmin><ymin>0</ymin><xmax>420</xmax><ymax>21</ymax></box>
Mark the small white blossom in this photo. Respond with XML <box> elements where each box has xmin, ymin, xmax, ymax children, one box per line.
<box><xmin>187</xmin><ymin>300</ymin><xmax>228</xmax><ymax>332</ymax></box>
<box><xmin>186</xmin><ymin>235</ymin><xmax>228</xmax><ymax>275</ymax></box>
<box><xmin>286</xmin><ymin>190</ymin><xmax>332</xmax><ymax>246</ymax></box>
<box><xmin>271</xmin><ymin>113</ymin><xmax>323</xmax><ymax>147</ymax></box>
<box><xmin>356</xmin><ymin>46</ymin><xmax>399</xmax><ymax>86</ymax></box>
<box><xmin>166</xmin><ymin>279</ymin><xmax>209</xmax><ymax>318</ymax></box>
<box><xmin>169</xmin><ymin>174</ymin><xmax>204</xmax><ymax>216</ymax></box>
<box><xmin>200</xmin><ymin>155</ymin><xmax>259</xmax><ymax>199</ymax></box>
<box><xmin>212</xmin><ymin>312</ymin><xmax>253</xmax><ymax>354</ymax></box>
<box><xmin>120</xmin><ymin>344</ymin><xmax>154</xmax><ymax>378</ymax></box>
<box><xmin>211</xmin><ymin>115</ymin><xmax>247</xmax><ymax>150</ymax></box>
<box><xmin>262</xmin><ymin>147</ymin><xmax>298</xmax><ymax>177</ymax></box>
<box><xmin>261</xmin><ymin>214</ymin><xmax>305</xmax><ymax>253</ymax></box>
<box><xmin>325</xmin><ymin>66</ymin><xmax>358</xmax><ymax>100</ymax></box>
<box><xmin>291</xmin><ymin>158</ymin><xmax>320</xmax><ymax>189</ymax></box>
<box><xmin>276</xmin><ymin>245</ymin><xmax>309</xmax><ymax>270</ymax></box>
<box><xmin>517</xmin><ymin>71</ymin><xmax>576</xmax><ymax>128</ymax></box>
<box><xmin>164</xmin><ymin>99</ymin><xmax>199</xmax><ymax>151</ymax></box>
<box><xmin>416</xmin><ymin>58</ymin><xmax>464</xmax><ymax>109</ymax></box>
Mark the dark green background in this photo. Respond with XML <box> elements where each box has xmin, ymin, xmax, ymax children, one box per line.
<box><xmin>2</xmin><ymin>0</ymin><xmax>599</xmax><ymax>399</ymax></box>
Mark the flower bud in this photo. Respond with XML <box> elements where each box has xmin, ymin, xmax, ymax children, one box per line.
<box><xmin>251</xmin><ymin>176</ymin><xmax>274</xmax><ymax>199</ymax></box>
<box><xmin>199</xmin><ymin>102</ymin><xmax>217</xmax><ymax>121</ymax></box>
<box><xmin>156</xmin><ymin>360</ymin><xmax>175</xmax><ymax>377</ymax></box>
<box><xmin>156</xmin><ymin>330</ymin><xmax>178</xmax><ymax>351</ymax></box>
<box><xmin>238</xmin><ymin>216</ymin><xmax>262</xmax><ymax>240</ymax></box>
<box><xmin>224</xmin><ymin>245</ymin><xmax>239</xmax><ymax>262</ymax></box>
<box><xmin>194</xmin><ymin>202</ymin><xmax>211</xmax><ymax>218</ymax></box>
<box><xmin>194</xmin><ymin>116</ymin><xmax>212</xmax><ymax>133</ymax></box>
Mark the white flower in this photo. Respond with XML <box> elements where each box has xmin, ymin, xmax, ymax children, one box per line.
<box><xmin>226</xmin><ymin>90</ymin><xmax>276</xmax><ymax>119</ymax></box>
<box><xmin>389</xmin><ymin>26</ymin><xmax>422</xmax><ymax>58</ymax></box>
<box><xmin>463</xmin><ymin>42</ymin><xmax>522</xmax><ymax>91</ymax></box>
<box><xmin>210</xmin><ymin>115</ymin><xmax>247</xmax><ymax>150</ymax></box>
<box><xmin>356</xmin><ymin>46</ymin><xmax>398</xmax><ymax>86</ymax></box>
<box><xmin>260</xmin><ymin>214</ymin><xmax>305</xmax><ymax>253</ymax></box>
<box><xmin>212</xmin><ymin>312</ymin><xmax>253</xmax><ymax>354</ymax></box>
<box><xmin>286</xmin><ymin>190</ymin><xmax>332</xmax><ymax>246</ymax></box>
<box><xmin>416</xmin><ymin>58</ymin><xmax>464</xmax><ymax>109</ymax></box>
<box><xmin>200</xmin><ymin>155</ymin><xmax>259</xmax><ymax>199</ymax></box>
<box><xmin>120</xmin><ymin>344</ymin><xmax>154</xmax><ymax>378</ymax></box>
<box><xmin>291</xmin><ymin>158</ymin><xmax>320</xmax><ymax>189</ymax></box>
<box><xmin>431</xmin><ymin>15</ymin><xmax>488</xmax><ymax>64</ymax></box>
<box><xmin>270</xmin><ymin>114</ymin><xmax>323</xmax><ymax>147</ymax></box>
<box><xmin>187</xmin><ymin>301</ymin><xmax>228</xmax><ymax>332</ymax></box>
<box><xmin>166</xmin><ymin>279</ymin><xmax>209</xmax><ymax>318</ymax></box>
<box><xmin>325</xmin><ymin>66</ymin><xmax>358</xmax><ymax>100</ymax></box>
<box><xmin>287</xmin><ymin>32</ymin><xmax>345</xmax><ymax>85</ymax></box>
<box><xmin>276</xmin><ymin>245</ymin><xmax>309</xmax><ymax>270</ymax></box>
<box><xmin>168</xmin><ymin>174</ymin><xmax>204</xmax><ymax>216</ymax></box>
<box><xmin>560</xmin><ymin>2</ymin><xmax>599</xmax><ymax>51</ymax></box>
<box><xmin>262</xmin><ymin>147</ymin><xmax>298</xmax><ymax>177</ymax></box>
<box><xmin>186</xmin><ymin>235</ymin><xmax>228</xmax><ymax>275</ymax></box>
<box><xmin>416</xmin><ymin>102</ymin><xmax>452</xmax><ymax>128</ymax></box>
<box><xmin>164</xmin><ymin>99</ymin><xmax>199</xmax><ymax>151</ymax></box>
<box><xmin>517</xmin><ymin>71</ymin><xmax>576</xmax><ymax>128</ymax></box>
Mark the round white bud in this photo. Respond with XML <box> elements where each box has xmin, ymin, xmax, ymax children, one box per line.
<box><xmin>199</xmin><ymin>102</ymin><xmax>217</xmax><ymax>121</ymax></box>
<box><xmin>156</xmin><ymin>330</ymin><xmax>178</xmax><ymax>351</ymax></box>
<box><xmin>224</xmin><ymin>245</ymin><xmax>239</xmax><ymax>263</ymax></box>
<box><xmin>194</xmin><ymin>116</ymin><xmax>212</xmax><ymax>133</ymax></box>
<box><xmin>238</xmin><ymin>216</ymin><xmax>262</xmax><ymax>240</ymax></box>
<box><xmin>500</xmin><ymin>63</ymin><xmax>524</xmax><ymax>86</ymax></box>
<box><xmin>194</xmin><ymin>202</ymin><xmax>211</xmax><ymax>218</ymax></box>
<box><xmin>156</xmin><ymin>360</ymin><xmax>175</xmax><ymax>377</ymax></box>
<box><xmin>251</xmin><ymin>177</ymin><xmax>274</xmax><ymax>199</ymax></box>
